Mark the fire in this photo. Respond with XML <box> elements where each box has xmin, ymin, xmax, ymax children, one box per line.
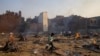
<box><xmin>92</xmin><ymin>38</ymin><xmax>97</xmax><ymax>45</ymax></box>
<box><xmin>75</xmin><ymin>32</ymin><xmax>80</xmax><ymax>39</ymax></box>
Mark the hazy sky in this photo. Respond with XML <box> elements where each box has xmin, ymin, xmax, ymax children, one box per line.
<box><xmin>0</xmin><ymin>0</ymin><xmax>100</xmax><ymax>18</ymax></box>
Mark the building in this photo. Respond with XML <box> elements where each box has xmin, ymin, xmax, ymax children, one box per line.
<box><xmin>38</xmin><ymin>12</ymin><xmax>48</xmax><ymax>32</ymax></box>
<box><xmin>0</xmin><ymin>10</ymin><xmax>24</xmax><ymax>33</ymax></box>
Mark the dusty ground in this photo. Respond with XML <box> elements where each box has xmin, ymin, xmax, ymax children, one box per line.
<box><xmin>0</xmin><ymin>34</ymin><xmax>100</xmax><ymax>56</ymax></box>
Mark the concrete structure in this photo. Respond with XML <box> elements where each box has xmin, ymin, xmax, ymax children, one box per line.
<box><xmin>0</xmin><ymin>10</ymin><xmax>24</xmax><ymax>33</ymax></box>
<box><xmin>38</xmin><ymin>12</ymin><xmax>48</xmax><ymax>32</ymax></box>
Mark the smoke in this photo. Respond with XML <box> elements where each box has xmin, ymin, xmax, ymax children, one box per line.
<box><xmin>65</xmin><ymin>0</ymin><xmax>100</xmax><ymax>17</ymax></box>
<box><xmin>78</xmin><ymin>0</ymin><xmax>100</xmax><ymax>17</ymax></box>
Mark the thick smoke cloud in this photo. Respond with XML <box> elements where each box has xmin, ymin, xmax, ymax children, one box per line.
<box><xmin>78</xmin><ymin>0</ymin><xmax>100</xmax><ymax>17</ymax></box>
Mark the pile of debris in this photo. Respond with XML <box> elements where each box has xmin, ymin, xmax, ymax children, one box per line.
<box><xmin>83</xmin><ymin>38</ymin><xmax>100</xmax><ymax>53</ymax></box>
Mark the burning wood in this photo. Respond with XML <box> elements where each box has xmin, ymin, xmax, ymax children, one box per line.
<box><xmin>75</xmin><ymin>32</ymin><xmax>80</xmax><ymax>39</ymax></box>
<box><xmin>91</xmin><ymin>38</ymin><xmax>97</xmax><ymax>45</ymax></box>
<box><xmin>0</xmin><ymin>32</ymin><xmax>100</xmax><ymax>55</ymax></box>
<box><xmin>82</xmin><ymin>35</ymin><xmax>90</xmax><ymax>39</ymax></box>
<box><xmin>83</xmin><ymin>38</ymin><xmax>100</xmax><ymax>53</ymax></box>
<box><xmin>83</xmin><ymin>44</ymin><xmax>100</xmax><ymax>53</ymax></box>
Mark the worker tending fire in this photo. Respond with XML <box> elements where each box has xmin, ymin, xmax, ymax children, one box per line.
<box><xmin>2</xmin><ymin>32</ymin><xmax>18</xmax><ymax>52</ymax></box>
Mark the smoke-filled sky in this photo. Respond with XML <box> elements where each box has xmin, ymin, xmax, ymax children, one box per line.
<box><xmin>0</xmin><ymin>0</ymin><xmax>100</xmax><ymax>18</ymax></box>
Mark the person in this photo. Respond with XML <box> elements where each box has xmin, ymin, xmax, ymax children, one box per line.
<box><xmin>3</xmin><ymin>32</ymin><xmax>17</xmax><ymax>52</ymax></box>
<box><xmin>8</xmin><ymin>32</ymin><xmax>15</xmax><ymax>43</ymax></box>
<box><xmin>46</xmin><ymin>33</ymin><xmax>55</xmax><ymax>52</ymax></box>
<box><xmin>48</xmin><ymin>33</ymin><xmax>54</xmax><ymax>43</ymax></box>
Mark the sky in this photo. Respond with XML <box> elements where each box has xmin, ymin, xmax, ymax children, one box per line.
<box><xmin>0</xmin><ymin>0</ymin><xmax>100</xmax><ymax>19</ymax></box>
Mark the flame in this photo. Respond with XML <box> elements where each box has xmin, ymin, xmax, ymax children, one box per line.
<box><xmin>75</xmin><ymin>32</ymin><xmax>80</xmax><ymax>39</ymax></box>
<box><xmin>93</xmin><ymin>39</ymin><xmax>96</xmax><ymax>44</ymax></box>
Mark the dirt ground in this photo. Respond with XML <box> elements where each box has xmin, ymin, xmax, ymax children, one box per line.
<box><xmin>0</xmin><ymin>34</ymin><xmax>100</xmax><ymax>56</ymax></box>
